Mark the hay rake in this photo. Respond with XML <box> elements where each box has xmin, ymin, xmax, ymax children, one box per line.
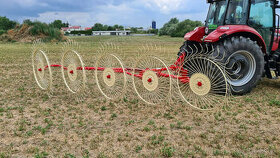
<box><xmin>32</xmin><ymin>39</ymin><xmax>230</xmax><ymax>111</ymax></box>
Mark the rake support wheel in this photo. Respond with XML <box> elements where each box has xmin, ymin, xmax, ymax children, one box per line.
<box><xmin>177</xmin><ymin>55</ymin><xmax>229</xmax><ymax>110</ymax></box>
<box><xmin>61</xmin><ymin>50</ymin><xmax>86</xmax><ymax>93</ymax></box>
<box><xmin>133</xmin><ymin>56</ymin><xmax>171</xmax><ymax>105</ymax></box>
<box><xmin>32</xmin><ymin>49</ymin><xmax>52</xmax><ymax>91</ymax></box>
<box><xmin>95</xmin><ymin>54</ymin><xmax>127</xmax><ymax>100</ymax></box>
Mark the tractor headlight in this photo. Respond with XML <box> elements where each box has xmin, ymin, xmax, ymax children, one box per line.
<box><xmin>205</xmin><ymin>27</ymin><xmax>209</xmax><ymax>34</ymax></box>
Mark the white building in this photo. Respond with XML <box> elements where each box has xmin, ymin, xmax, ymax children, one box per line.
<box><xmin>92</xmin><ymin>31</ymin><xmax>131</xmax><ymax>36</ymax></box>
<box><xmin>61</xmin><ymin>26</ymin><xmax>82</xmax><ymax>33</ymax></box>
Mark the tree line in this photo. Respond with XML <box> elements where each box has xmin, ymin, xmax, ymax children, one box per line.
<box><xmin>0</xmin><ymin>16</ymin><xmax>203</xmax><ymax>40</ymax></box>
<box><xmin>70</xmin><ymin>23</ymin><xmax>158</xmax><ymax>35</ymax></box>
<box><xmin>0</xmin><ymin>16</ymin><xmax>17</xmax><ymax>35</ymax></box>
<box><xmin>69</xmin><ymin>23</ymin><xmax>128</xmax><ymax>35</ymax></box>
<box><xmin>159</xmin><ymin>18</ymin><xmax>203</xmax><ymax>37</ymax></box>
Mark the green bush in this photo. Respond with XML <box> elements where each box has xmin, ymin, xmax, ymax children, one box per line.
<box><xmin>0</xmin><ymin>16</ymin><xmax>17</xmax><ymax>31</ymax></box>
<box><xmin>70</xmin><ymin>30</ymin><xmax>92</xmax><ymax>35</ymax></box>
<box><xmin>159</xmin><ymin>18</ymin><xmax>179</xmax><ymax>36</ymax></box>
<box><xmin>29</xmin><ymin>22</ymin><xmax>48</xmax><ymax>35</ymax></box>
<box><xmin>0</xmin><ymin>30</ymin><xmax>6</xmax><ymax>35</ymax></box>
<box><xmin>23</xmin><ymin>19</ymin><xmax>34</xmax><ymax>26</ymax></box>
<box><xmin>49</xmin><ymin>20</ymin><xmax>68</xmax><ymax>29</ymax></box>
<box><xmin>29</xmin><ymin>21</ymin><xmax>63</xmax><ymax>41</ymax></box>
<box><xmin>159</xmin><ymin>18</ymin><xmax>203</xmax><ymax>37</ymax></box>
<box><xmin>150</xmin><ymin>29</ymin><xmax>158</xmax><ymax>34</ymax></box>
<box><xmin>171</xmin><ymin>19</ymin><xmax>203</xmax><ymax>37</ymax></box>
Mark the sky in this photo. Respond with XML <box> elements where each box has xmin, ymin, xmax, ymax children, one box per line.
<box><xmin>0</xmin><ymin>0</ymin><xmax>209</xmax><ymax>28</ymax></box>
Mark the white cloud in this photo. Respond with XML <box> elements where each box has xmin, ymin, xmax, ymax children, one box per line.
<box><xmin>174</xmin><ymin>12</ymin><xmax>208</xmax><ymax>22</ymax></box>
<box><xmin>31</xmin><ymin>12</ymin><xmax>92</xmax><ymax>26</ymax></box>
<box><xmin>142</xmin><ymin>0</ymin><xmax>184</xmax><ymax>14</ymax></box>
<box><xmin>12</xmin><ymin>0</ymin><xmax>209</xmax><ymax>28</ymax></box>
<box><xmin>24</xmin><ymin>3</ymin><xmax>142</xmax><ymax>27</ymax></box>
<box><xmin>5</xmin><ymin>0</ymin><xmax>48</xmax><ymax>8</ymax></box>
<box><xmin>92</xmin><ymin>3</ymin><xmax>141</xmax><ymax>26</ymax></box>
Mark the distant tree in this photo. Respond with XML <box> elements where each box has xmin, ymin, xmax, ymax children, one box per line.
<box><xmin>103</xmin><ymin>25</ymin><xmax>109</xmax><ymax>31</ymax></box>
<box><xmin>49</xmin><ymin>20</ymin><xmax>69</xmax><ymax>29</ymax></box>
<box><xmin>119</xmin><ymin>25</ymin><xmax>124</xmax><ymax>30</ymax></box>
<box><xmin>23</xmin><ymin>19</ymin><xmax>34</xmax><ymax>26</ymax></box>
<box><xmin>150</xmin><ymin>29</ymin><xmax>159</xmax><ymax>34</ymax></box>
<box><xmin>107</xmin><ymin>26</ymin><xmax>114</xmax><ymax>31</ymax></box>
<box><xmin>113</xmin><ymin>24</ymin><xmax>119</xmax><ymax>30</ymax></box>
<box><xmin>130</xmin><ymin>27</ymin><xmax>138</xmax><ymax>33</ymax></box>
<box><xmin>92</xmin><ymin>23</ymin><xmax>104</xmax><ymax>31</ymax></box>
<box><xmin>0</xmin><ymin>16</ymin><xmax>17</xmax><ymax>31</ymax></box>
<box><xmin>70</xmin><ymin>30</ymin><xmax>92</xmax><ymax>35</ymax></box>
<box><xmin>91</xmin><ymin>23</ymin><xmax>125</xmax><ymax>31</ymax></box>
<box><xmin>63</xmin><ymin>22</ymin><xmax>69</xmax><ymax>27</ymax></box>
<box><xmin>171</xmin><ymin>19</ymin><xmax>203</xmax><ymax>37</ymax></box>
<box><xmin>50</xmin><ymin>20</ymin><xmax>61</xmax><ymax>29</ymax></box>
<box><xmin>159</xmin><ymin>18</ymin><xmax>179</xmax><ymax>36</ymax></box>
<box><xmin>169</xmin><ymin>18</ymin><xmax>180</xmax><ymax>24</ymax></box>
<box><xmin>0</xmin><ymin>30</ymin><xmax>6</xmax><ymax>35</ymax></box>
<box><xmin>159</xmin><ymin>18</ymin><xmax>203</xmax><ymax>37</ymax></box>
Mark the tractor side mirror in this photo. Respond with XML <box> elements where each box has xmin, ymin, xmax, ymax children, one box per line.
<box><xmin>248</xmin><ymin>18</ymin><xmax>256</xmax><ymax>26</ymax></box>
<box><xmin>276</xmin><ymin>1</ymin><xmax>280</xmax><ymax>8</ymax></box>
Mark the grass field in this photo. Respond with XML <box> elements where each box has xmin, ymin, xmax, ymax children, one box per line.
<box><xmin>0</xmin><ymin>36</ymin><xmax>280</xmax><ymax>157</ymax></box>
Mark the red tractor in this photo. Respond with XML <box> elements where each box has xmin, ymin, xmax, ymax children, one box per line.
<box><xmin>180</xmin><ymin>0</ymin><xmax>280</xmax><ymax>95</ymax></box>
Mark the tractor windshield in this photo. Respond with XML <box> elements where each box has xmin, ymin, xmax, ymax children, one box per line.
<box><xmin>225</xmin><ymin>0</ymin><xmax>249</xmax><ymax>24</ymax></box>
<box><xmin>206</xmin><ymin>0</ymin><xmax>227</xmax><ymax>29</ymax></box>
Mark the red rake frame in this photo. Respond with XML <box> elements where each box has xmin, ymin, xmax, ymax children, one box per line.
<box><xmin>33</xmin><ymin>50</ymin><xmax>230</xmax><ymax>110</ymax></box>
<box><xmin>36</xmin><ymin>54</ymin><xmax>189</xmax><ymax>85</ymax></box>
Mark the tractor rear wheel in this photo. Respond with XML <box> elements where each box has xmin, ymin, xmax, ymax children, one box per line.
<box><xmin>213</xmin><ymin>36</ymin><xmax>264</xmax><ymax>95</ymax></box>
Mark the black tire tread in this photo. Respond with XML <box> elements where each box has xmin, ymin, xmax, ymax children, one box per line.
<box><xmin>216</xmin><ymin>36</ymin><xmax>264</xmax><ymax>95</ymax></box>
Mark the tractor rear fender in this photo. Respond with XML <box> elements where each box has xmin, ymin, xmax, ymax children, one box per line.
<box><xmin>271</xmin><ymin>32</ymin><xmax>280</xmax><ymax>52</ymax></box>
<box><xmin>204</xmin><ymin>25</ymin><xmax>267</xmax><ymax>54</ymax></box>
<box><xmin>184</xmin><ymin>27</ymin><xmax>206</xmax><ymax>43</ymax></box>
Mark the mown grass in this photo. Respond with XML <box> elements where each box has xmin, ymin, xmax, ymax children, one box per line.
<box><xmin>0</xmin><ymin>36</ymin><xmax>280</xmax><ymax>157</ymax></box>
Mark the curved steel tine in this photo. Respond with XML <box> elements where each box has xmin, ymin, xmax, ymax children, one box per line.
<box><xmin>194</xmin><ymin>44</ymin><xmax>199</xmax><ymax>54</ymax></box>
<box><xmin>211</xmin><ymin>46</ymin><xmax>220</xmax><ymax>59</ymax></box>
<box><xmin>199</xmin><ymin>43</ymin><xmax>203</xmax><ymax>54</ymax></box>
<box><xmin>205</xmin><ymin>43</ymin><xmax>209</xmax><ymax>55</ymax></box>
<box><xmin>218</xmin><ymin>49</ymin><xmax>227</xmax><ymax>62</ymax></box>
<box><xmin>188</xmin><ymin>45</ymin><xmax>194</xmax><ymax>55</ymax></box>
<box><xmin>209</xmin><ymin>44</ymin><xmax>215</xmax><ymax>54</ymax></box>
<box><xmin>231</xmin><ymin>86</ymin><xmax>243</xmax><ymax>93</ymax></box>
<box><xmin>224</xmin><ymin>71</ymin><xmax>243</xmax><ymax>81</ymax></box>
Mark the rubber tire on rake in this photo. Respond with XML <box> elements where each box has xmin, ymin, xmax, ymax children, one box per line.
<box><xmin>32</xmin><ymin>49</ymin><xmax>52</xmax><ymax>91</ymax></box>
<box><xmin>61</xmin><ymin>50</ymin><xmax>86</xmax><ymax>94</ymax></box>
<box><xmin>132</xmin><ymin>56</ymin><xmax>171</xmax><ymax>105</ymax></box>
<box><xmin>95</xmin><ymin>54</ymin><xmax>127</xmax><ymax>100</ymax></box>
<box><xmin>177</xmin><ymin>55</ymin><xmax>228</xmax><ymax>110</ymax></box>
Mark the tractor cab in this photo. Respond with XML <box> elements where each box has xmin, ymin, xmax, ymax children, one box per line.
<box><xmin>205</xmin><ymin>0</ymin><xmax>276</xmax><ymax>52</ymax></box>
<box><xmin>182</xmin><ymin>0</ymin><xmax>280</xmax><ymax>95</ymax></box>
<box><xmin>206</xmin><ymin>0</ymin><xmax>248</xmax><ymax>33</ymax></box>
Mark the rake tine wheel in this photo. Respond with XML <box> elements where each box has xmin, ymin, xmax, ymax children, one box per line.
<box><xmin>177</xmin><ymin>54</ymin><xmax>229</xmax><ymax>111</ymax></box>
<box><xmin>32</xmin><ymin>40</ymin><xmax>52</xmax><ymax>91</ymax></box>
<box><xmin>132</xmin><ymin>56</ymin><xmax>171</xmax><ymax>105</ymax></box>
<box><xmin>95</xmin><ymin>54</ymin><xmax>127</xmax><ymax>100</ymax></box>
<box><xmin>61</xmin><ymin>48</ymin><xmax>86</xmax><ymax>94</ymax></box>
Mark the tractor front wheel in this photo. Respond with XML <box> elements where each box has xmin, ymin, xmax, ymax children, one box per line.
<box><xmin>213</xmin><ymin>36</ymin><xmax>264</xmax><ymax>95</ymax></box>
